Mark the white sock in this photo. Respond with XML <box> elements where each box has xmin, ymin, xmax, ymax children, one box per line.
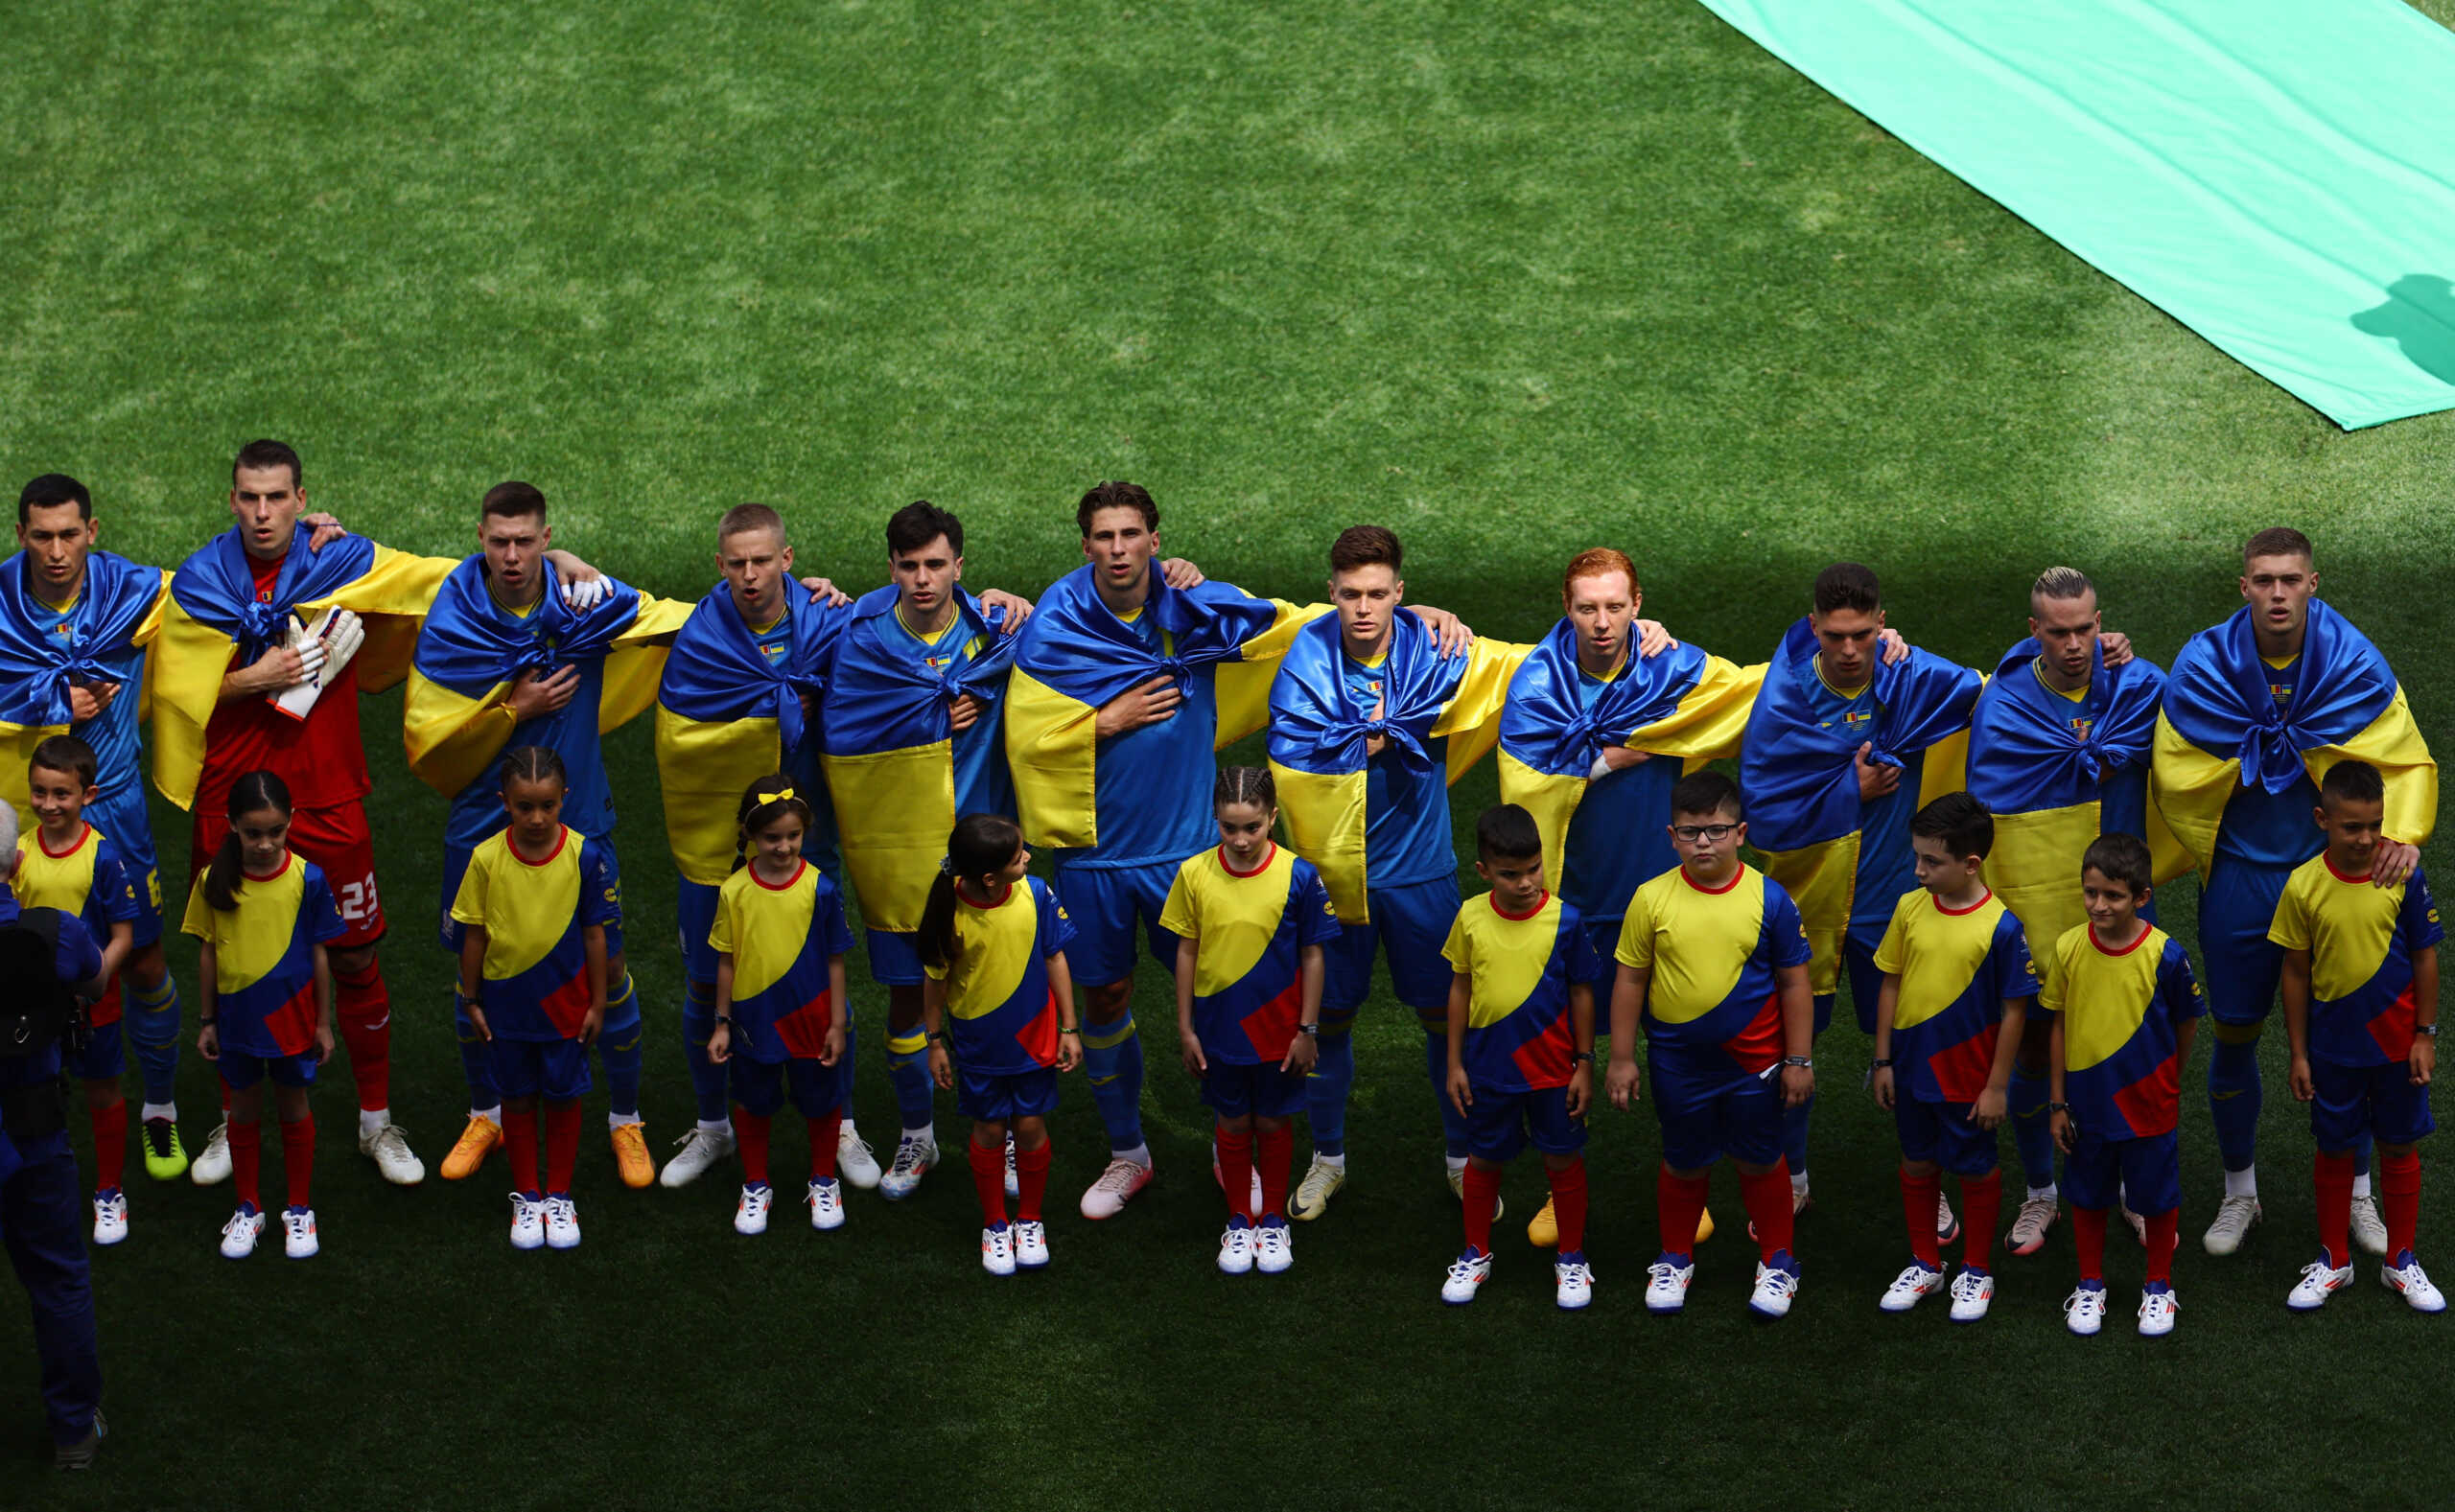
<box><xmin>697</xmin><ymin>1117</ymin><xmax>732</xmax><ymax>1138</ymax></box>
<box><xmin>359</xmin><ymin>1107</ymin><xmax>389</xmax><ymax>1137</ymax></box>
<box><xmin>2223</xmin><ymin>1166</ymin><xmax>2258</xmax><ymax>1198</ymax></box>
<box><xmin>840</xmin><ymin>1118</ymin><xmax>858</xmax><ymax>1138</ymax></box>
<box><xmin>2027</xmin><ymin>1183</ymin><xmax>2059</xmax><ymax>1203</ymax></box>
<box><xmin>607</xmin><ymin>1111</ymin><xmax>643</xmax><ymax>1129</ymax></box>
<box><xmin>2353</xmin><ymin>1171</ymin><xmax>2373</xmax><ymax>1199</ymax></box>
<box><xmin>1445</xmin><ymin>1153</ymin><xmax>1468</xmax><ymax>1175</ymax></box>
<box><xmin>472</xmin><ymin>1105</ymin><xmax>503</xmax><ymax>1125</ymax></box>
<box><xmin>1317</xmin><ymin>1151</ymin><xmax>1347</xmax><ymax>1171</ymax></box>
<box><xmin>901</xmin><ymin>1124</ymin><xmax>935</xmax><ymax>1146</ymax></box>
<box><xmin>140</xmin><ymin>1102</ymin><xmax>177</xmax><ymax>1123</ymax></box>
<box><xmin>1114</xmin><ymin>1141</ymin><xmax>1153</xmax><ymax>1168</ymax></box>
<box><xmin>1792</xmin><ymin>1170</ymin><xmax>1812</xmax><ymax>1196</ymax></box>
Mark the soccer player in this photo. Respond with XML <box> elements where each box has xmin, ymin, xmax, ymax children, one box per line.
<box><xmin>1162</xmin><ymin>767</ymin><xmax>1339</xmax><ymax>1276</ymax></box>
<box><xmin>1965</xmin><ymin>566</ymin><xmax>2159</xmax><ymax>1255</ymax></box>
<box><xmin>1267</xmin><ymin>525</ymin><xmax>1521</xmax><ymax>1217</ymax></box>
<box><xmin>920</xmin><ymin>814</ymin><xmax>1081</xmax><ymax>1275</ymax></box>
<box><xmin>1608</xmin><ymin>771</ymin><xmax>1816</xmax><ymax>1319</ymax></box>
<box><xmin>1007</xmin><ymin>483</ymin><xmax>1462</xmax><ymax>1219</ymax></box>
<box><xmin>2043</xmin><ymin>833</ymin><xmax>2204</xmax><ymax>1338</ymax></box>
<box><xmin>185</xmin><ymin>772</ymin><xmax>346</xmax><ymax>1261</ymax></box>
<box><xmin>1437</xmin><ymin>804</ymin><xmax>1608</xmax><ymax>1310</ymax></box>
<box><xmin>2154</xmin><ymin>528</ymin><xmax>2435</xmax><ymax>1257</ymax></box>
<box><xmin>451</xmin><ymin>748</ymin><xmax>619</xmax><ymax>1252</ymax></box>
<box><xmin>406</xmin><ymin>481</ymin><xmax>685</xmax><ymax>1190</ymax></box>
<box><xmin>1740</xmin><ymin>562</ymin><xmax>1981</xmax><ymax>1224</ymax></box>
<box><xmin>1867</xmin><ymin>794</ymin><xmax>2039</xmax><ymax>1323</ymax></box>
<box><xmin>2276</xmin><ymin>760</ymin><xmax>2444</xmax><ymax>1313</ymax></box>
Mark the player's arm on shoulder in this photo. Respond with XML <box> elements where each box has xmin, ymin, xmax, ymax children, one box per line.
<box><xmin>1406</xmin><ymin>603</ymin><xmax>1475</xmax><ymax>658</ymax></box>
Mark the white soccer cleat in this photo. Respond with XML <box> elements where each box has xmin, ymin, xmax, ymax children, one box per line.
<box><xmin>1555</xmin><ymin>1255</ymin><xmax>1595</xmax><ymax>1311</ymax></box>
<box><xmin>1441</xmin><ymin>1247</ymin><xmax>1493</xmax><ymax>1305</ymax></box>
<box><xmin>1254</xmin><ymin>1218</ymin><xmax>1293</xmax><ymax>1274</ymax></box>
<box><xmin>2120</xmin><ymin>1205</ymin><xmax>2147</xmax><ymax>1244</ymax></box>
<box><xmin>1644</xmin><ymin>1254</ymin><xmax>1695</xmax><ymax>1314</ymax></box>
<box><xmin>359</xmin><ymin>1123</ymin><xmax>425</xmax><ymax>1186</ymax></box>
<box><xmin>1013</xmin><ymin>1219</ymin><xmax>1050</xmax><ymax>1270</ymax></box>
<box><xmin>90</xmin><ymin>1193</ymin><xmax>129</xmax><ymax>1247</ymax></box>
<box><xmin>219</xmin><ymin>1204</ymin><xmax>265</xmax><ymax>1260</ymax></box>
<box><xmin>1935</xmin><ymin>1192</ymin><xmax>1960</xmax><ymax>1247</ymax></box>
<box><xmin>545</xmin><ymin>1195</ymin><xmax>580</xmax><ymax>1250</ymax></box>
<box><xmin>1879</xmin><ymin>1263</ymin><xmax>1947</xmax><ymax>1313</ymax></box>
<box><xmin>1947</xmin><ymin>1268</ymin><xmax>1995</xmax><ymax>1323</ymax></box>
<box><xmin>280</xmin><ymin>1206</ymin><xmax>318</xmax><ymax>1260</ymax></box>
<box><xmin>879</xmin><ymin>1135</ymin><xmax>938</xmax><ymax>1199</ymax></box>
<box><xmin>807</xmin><ymin>1178</ymin><xmax>846</xmax><ymax>1231</ymax></box>
<box><xmin>1289</xmin><ymin>1157</ymin><xmax>1345</xmax><ymax>1221</ymax></box>
<box><xmin>2201</xmin><ymin>1195</ymin><xmax>2261</xmax><ymax>1255</ymax></box>
<box><xmin>2137</xmin><ymin>1285</ymin><xmax>2179</xmax><ymax>1337</ymax></box>
<box><xmin>509</xmin><ymin>1194</ymin><xmax>547</xmax><ymax>1251</ymax></box>
<box><xmin>659</xmin><ymin>1126</ymin><xmax>736</xmax><ymax>1189</ymax></box>
<box><xmin>2382</xmin><ymin>1250</ymin><xmax>2447</xmax><ymax>1313</ymax></box>
<box><xmin>836</xmin><ymin>1127</ymin><xmax>881</xmax><ymax>1191</ymax></box>
<box><xmin>1079</xmin><ymin>1156</ymin><xmax>1154</xmax><ymax>1220</ymax></box>
<box><xmin>2287</xmin><ymin>1251</ymin><xmax>2353</xmax><ymax>1312</ymax></box>
<box><xmin>2063</xmin><ymin>1282</ymin><xmax>2108</xmax><ymax>1336</ymax></box>
<box><xmin>2350</xmin><ymin>1193</ymin><xmax>2391</xmax><ymax>1257</ymax></box>
<box><xmin>191</xmin><ymin>1122</ymin><xmax>232</xmax><ymax>1186</ymax></box>
<box><xmin>980</xmin><ymin>1223</ymin><xmax>1017</xmax><ymax>1276</ymax></box>
<box><xmin>2005</xmin><ymin>1193</ymin><xmax>2060</xmax><ymax>1257</ymax></box>
<box><xmin>1748</xmin><ymin>1254</ymin><xmax>1803</xmax><ymax>1319</ymax></box>
<box><xmin>1217</xmin><ymin>1217</ymin><xmax>1256</xmax><ymax>1275</ymax></box>
<box><xmin>734</xmin><ymin>1182</ymin><xmax>773</xmax><ymax>1236</ymax></box>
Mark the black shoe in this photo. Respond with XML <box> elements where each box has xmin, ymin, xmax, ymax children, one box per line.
<box><xmin>54</xmin><ymin>1408</ymin><xmax>104</xmax><ymax>1471</ymax></box>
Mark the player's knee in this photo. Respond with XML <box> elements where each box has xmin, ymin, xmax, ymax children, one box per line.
<box><xmin>1014</xmin><ymin>1116</ymin><xmax>1048</xmax><ymax>1149</ymax></box>
<box><xmin>1466</xmin><ymin>1154</ymin><xmax>1502</xmax><ymax>1173</ymax></box>
<box><xmin>1900</xmin><ymin>1157</ymin><xmax>1940</xmax><ymax>1178</ymax></box>
<box><xmin>1541</xmin><ymin>1151</ymin><xmax>1579</xmax><ymax>1173</ymax></box>
<box><xmin>331</xmin><ymin>942</ymin><xmax>378</xmax><ymax>977</ymax></box>
<box><xmin>1731</xmin><ymin>1158</ymin><xmax>1776</xmax><ymax>1178</ymax></box>
<box><xmin>886</xmin><ymin>984</ymin><xmax>924</xmax><ymax>1031</ymax></box>
<box><xmin>1082</xmin><ymin>980</ymin><xmax>1133</xmax><ymax>1019</ymax></box>
<box><xmin>505</xmin><ymin>1093</ymin><xmax>541</xmax><ymax>1114</ymax></box>
<box><xmin>83</xmin><ymin>1080</ymin><xmax>123</xmax><ymax>1110</ymax></box>
<box><xmin>1217</xmin><ymin>1112</ymin><xmax>1253</xmax><ymax>1134</ymax></box>
<box><xmin>273</xmin><ymin>1086</ymin><xmax>311</xmax><ymax>1123</ymax></box>
<box><xmin>128</xmin><ymin>944</ymin><xmax>169</xmax><ymax>991</ymax></box>
<box><xmin>2379</xmin><ymin>1140</ymin><xmax>2417</xmax><ymax>1159</ymax></box>
<box><xmin>2212</xmin><ymin>1020</ymin><xmax>2266</xmax><ymax>1047</ymax></box>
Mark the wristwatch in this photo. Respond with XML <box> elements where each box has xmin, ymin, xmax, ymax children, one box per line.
<box><xmin>2419</xmin><ymin>1023</ymin><xmax>2441</xmax><ymax>1037</ymax></box>
<box><xmin>1869</xmin><ymin>1057</ymin><xmax>1894</xmax><ymax>1069</ymax></box>
<box><xmin>1780</xmin><ymin>1055</ymin><xmax>1812</xmax><ymax>1069</ymax></box>
<box><xmin>1296</xmin><ymin>1023</ymin><xmax>1321</xmax><ymax>1037</ymax></box>
<box><xmin>2047</xmin><ymin>1101</ymin><xmax>2069</xmax><ymax>1113</ymax></box>
<box><xmin>1571</xmin><ymin>1051</ymin><xmax>1595</xmax><ymax>1064</ymax></box>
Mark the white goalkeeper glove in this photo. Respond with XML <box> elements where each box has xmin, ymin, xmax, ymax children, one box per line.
<box><xmin>269</xmin><ymin>607</ymin><xmax>366</xmax><ymax>720</ymax></box>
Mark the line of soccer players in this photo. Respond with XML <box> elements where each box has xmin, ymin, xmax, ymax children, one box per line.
<box><xmin>2</xmin><ymin>453</ymin><xmax>2438</xmax><ymax>1331</ymax></box>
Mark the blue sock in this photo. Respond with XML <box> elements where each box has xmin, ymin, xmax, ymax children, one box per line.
<box><xmin>1422</xmin><ymin>1029</ymin><xmax>1467</xmax><ymax>1159</ymax></box>
<box><xmin>456</xmin><ymin>993</ymin><xmax>500</xmax><ymax>1113</ymax></box>
<box><xmin>126</xmin><ymin>975</ymin><xmax>181</xmax><ymax>1107</ymax></box>
<box><xmin>599</xmin><ymin>973</ymin><xmax>643</xmax><ymax>1120</ymax></box>
<box><xmin>885</xmin><ymin>1023</ymin><xmax>933</xmax><ymax>1131</ymax></box>
<box><xmin>1783</xmin><ymin>1090</ymin><xmax>1813</xmax><ymax>1178</ymax></box>
<box><xmin>2210</xmin><ymin>1035</ymin><xmax>2262</xmax><ymax>1173</ymax></box>
<box><xmin>1082</xmin><ymin>1012</ymin><xmax>1146</xmax><ymax>1152</ymax></box>
<box><xmin>684</xmin><ymin>980</ymin><xmax>729</xmax><ymax>1125</ymax></box>
<box><xmin>1306</xmin><ymin>1027</ymin><xmax>1355</xmax><ymax>1157</ymax></box>
<box><xmin>2011</xmin><ymin>1061</ymin><xmax>2056</xmax><ymax>1191</ymax></box>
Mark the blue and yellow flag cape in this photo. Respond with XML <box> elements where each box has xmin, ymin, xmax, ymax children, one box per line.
<box><xmin>819</xmin><ymin>586</ymin><xmax>1017</xmax><ymax>934</ymax></box>
<box><xmin>1968</xmin><ymin>640</ymin><xmax>2173</xmax><ymax>945</ymax></box>
<box><xmin>1265</xmin><ymin>613</ymin><xmax>1528</xmax><ymax>921</ymax></box>
<box><xmin>1007</xmin><ymin>565</ymin><xmax>1323</xmax><ymax>849</ymax></box>
<box><xmin>152</xmin><ymin>527</ymin><xmax>454</xmax><ymax>810</ymax></box>
<box><xmin>401</xmin><ymin>556</ymin><xmax>688</xmax><ymax>799</ymax></box>
<box><xmin>1495</xmin><ymin>620</ymin><xmax>1766</xmax><ymax>895</ymax></box>
<box><xmin>0</xmin><ymin>550</ymin><xmax>166</xmax><ymax>807</ymax></box>
<box><xmin>653</xmin><ymin>584</ymin><xmax>855</xmax><ymax>886</ymax></box>
<box><xmin>1741</xmin><ymin>618</ymin><xmax>1982</xmax><ymax>993</ymax></box>
<box><xmin>2153</xmin><ymin>600</ymin><xmax>2436</xmax><ymax>877</ymax></box>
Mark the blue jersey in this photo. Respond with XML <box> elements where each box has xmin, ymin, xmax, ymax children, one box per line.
<box><xmin>19</xmin><ymin>575</ymin><xmax>151</xmax><ymax>809</ymax></box>
<box><xmin>1344</xmin><ymin>651</ymin><xmax>1457</xmax><ymax>889</ymax></box>
<box><xmin>1061</xmin><ymin>609</ymin><xmax>1221</xmax><ymax>870</ymax></box>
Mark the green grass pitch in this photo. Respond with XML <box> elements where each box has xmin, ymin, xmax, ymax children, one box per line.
<box><xmin>5</xmin><ymin>1</ymin><xmax>2455</xmax><ymax>1506</ymax></box>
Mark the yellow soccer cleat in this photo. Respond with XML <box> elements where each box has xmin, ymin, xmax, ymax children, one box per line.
<box><xmin>1528</xmin><ymin>1194</ymin><xmax>1558</xmax><ymax>1248</ymax></box>
<box><xmin>1696</xmin><ymin>1204</ymin><xmax>1716</xmax><ymax>1244</ymax></box>
<box><xmin>439</xmin><ymin>1113</ymin><xmax>503</xmax><ymax>1182</ymax></box>
<box><xmin>610</xmin><ymin>1123</ymin><xmax>656</xmax><ymax>1189</ymax></box>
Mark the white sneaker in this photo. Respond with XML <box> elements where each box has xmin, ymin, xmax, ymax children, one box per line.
<box><xmin>509</xmin><ymin>1193</ymin><xmax>547</xmax><ymax>1250</ymax></box>
<box><xmin>879</xmin><ymin>1135</ymin><xmax>938</xmax><ymax>1199</ymax></box>
<box><xmin>192</xmin><ymin>1122</ymin><xmax>232</xmax><ymax>1186</ymax></box>
<box><xmin>1947</xmin><ymin>1268</ymin><xmax>1995</xmax><ymax>1323</ymax></box>
<box><xmin>2382</xmin><ymin>1250</ymin><xmax>2447</xmax><ymax>1313</ymax></box>
<box><xmin>91</xmin><ymin>1193</ymin><xmax>129</xmax><ymax>1247</ymax></box>
<box><xmin>1555</xmin><ymin>1255</ymin><xmax>1595</xmax><ymax>1311</ymax></box>
<box><xmin>2005</xmin><ymin>1193</ymin><xmax>2060</xmax><ymax>1256</ymax></box>
<box><xmin>1879</xmin><ymin>1262</ymin><xmax>1947</xmax><ymax>1313</ymax></box>
<box><xmin>981</xmin><ymin>1223</ymin><xmax>1017</xmax><ymax>1276</ymax></box>
<box><xmin>659</xmin><ymin>1126</ymin><xmax>736</xmax><ymax>1189</ymax></box>
<box><xmin>2120</xmin><ymin>1205</ymin><xmax>2147</xmax><ymax>1244</ymax></box>
<box><xmin>219</xmin><ymin>1204</ymin><xmax>265</xmax><ymax>1260</ymax></box>
<box><xmin>1443</xmin><ymin>1163</ymin><xmax>1503</xmax><ymax>1221</ymax></box>
<box><xmin>2064</xmin><ymin>1281</ymin><xmax>2108</xmax><ymax>1336</ymax></box>
<box><xmin>2287</xmin><ymin>1251</ymin><xmax>2353</xmax><ymax>1311</ymax></box>
<box><xmin>2202</xmin><ymin>1194</ymin><xmax>2261</xmax><ymax>1255</ymax></box>
<box><xmin>358</xmin><ymin>1123</ymin><xmax>425</xmax><ymax>1185</ymax></box>
<box><xmin>734</xmin><ymin>1182</ymin><xmax>773</xmax><ymax>1236</ymax></box>
<box><xmin>2351</xmin><ymin>1193</ymin><xmax>2391</xmax><ymax>1257</ymax></box>
<box><xmin>280</xmin><ymin>1206</ymin><xmax>318</xmax><ymax>1260</ymax></box>
<box><xmin>1079</xmin><ymin>1156</ymin><xmax>1154</xmax><ymax>1220</ymax></box>
<box><xmin>2137</xmin><ymin>1285</ymin><xmax>2179</xmax><ymax>1337</ymax></box>
<box><xmin>1218</xmin><ymin>1218</ymin><xmax>1256</xmax><ymax>1275</ymax></box>
<box><xmin>1013</xmin><ymin>1219</ymin><xmax>1050</xmax><ymax>1270</ymax></box>
<box><xmin>1254</xmin><ymin>1218</ymin><xmax>1293</xmax><ymax>1274</ymax></box>
<box><xmin>1644</xmin><ymin>1254</ymin><xmax>1695</xmax><ymax>1314</ymax></box>
<box><xmin>1289</xmin><ymin>1157</ymin><xmax>1345</xmax><ymax>1221</ymax></box>
<box><xmin>545</xmin><ymin>1195</ymin><xmax>580</xmax><ymax>1250</ymax></box>
<box><xmin>1441</xmin><ymin>1247</ymin><xmax>1493</xmax><ymax>1305</ymax></box>
<box><xmin>1005</xmin><ymin>1134</ymin><xmax>1020</xmax><ymax>1200</ymax></box>
<box><xmin>1748</xmin><ymin>1254</ymin><xmax>1803</xmax><ymax>1318</ymax></box>
<box><xmin>837</xmin><ymin>1127</ymin><xmax>881</xmax><ymax>1191</ymax></box>
<box><xmin>1935</xmin><ymin>1192</ymin><xmax>1960</xmax><ymax>1246</ymax></box>
<box><xmin>807</xmin><ymin>1178</ymin><xmax>846</xmax><ymax>1231</ymax></box>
